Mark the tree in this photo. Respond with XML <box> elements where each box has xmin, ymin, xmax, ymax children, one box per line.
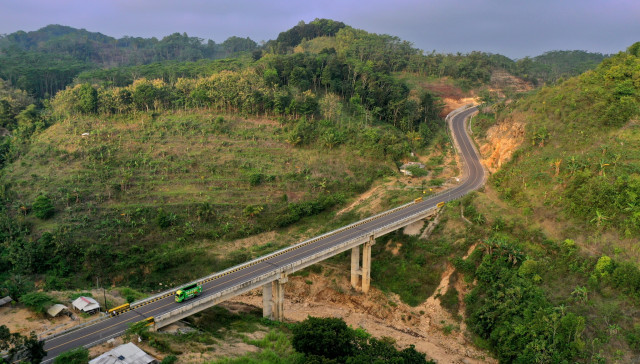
<box><xmin>0</xmin><ymin>325</ymin><xmax>46</xmax><ymax>364</ymax></box>
<box><xmin>20</xmin><ymin>291</ymin><xmax>56</xmax><ymax>314</ymax></box>
<box><xmin>292</xmin><ymin>317</ymin><xmax>355</xmax><ymax>361</ymax></box>
<box><xmin>75</xmin><ymin>83</ymin><xmax>98</xmax><ymax>114</ymax></box>
<box><xmin>32</xmin><ymin>194</ymin><xmax>54</xmax><ymax>219</ymax></box>
<box><xmin>53</xmin><ymin>347</ymin><xmax>89</xmax><ymax>364</ymax></box>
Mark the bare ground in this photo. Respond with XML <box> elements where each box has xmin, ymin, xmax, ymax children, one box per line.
<box><xmin>229</xmin><ymin>247</ymin><xmax>495</xmax><ymax>364</ymax></box>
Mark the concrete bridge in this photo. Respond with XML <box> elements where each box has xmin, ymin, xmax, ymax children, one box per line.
<box><xmin>39</xmin><ymin>105</ymin><xmax>484</xmax><ymax>362</ymax></box>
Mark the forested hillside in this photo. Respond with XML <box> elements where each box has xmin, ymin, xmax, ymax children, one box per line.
<box><xmin>458</xmin><ymin>42</ymin><xmax>640</xmax><ymax>362</ymax></box>
<box><xmin>487</xmin><ymin>43</ymin><xmax>640</xmax><ymax>245</ymax></box>
<box><xmin>0</xmin><ymin>18</ymin><xmax>627</xmax><ymax>363</ymax></box>
<box><xmin>0</xmin><ymin>20</ymin><xmax>454</xmax><ymax>295</ymax></box>
<box><xmin>0</xmin><ymin>24</ymin><xmax>258</xmax><ymax>97</ymax></box>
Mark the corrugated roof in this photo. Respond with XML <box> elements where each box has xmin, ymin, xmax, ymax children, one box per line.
<box><xmin>46</xmin><ymin>304</ymin><xmax>68</xmax><ymax>317</ymax></box>
<box><xmin>72</xmin><ymin>296</ymin><xmax>100</xmax><ymax>312</ymax></box>
<box><xmin>89</xmin><ymin>343</ymin><xmax>157</xmax><ymax>364</ymax></box>
<box><xmin>0</xmin><ymin>296</ymin><xmax>12</xmax><ymax>306</ymax></box>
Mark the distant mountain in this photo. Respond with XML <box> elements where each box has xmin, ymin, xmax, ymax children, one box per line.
<box><xmin>0</xmin><ymin>24</ymin><xmax>257</xmax><ymax>97</ymax></box>
<box><xmin>513</xmin><ymin>50</ymin><xmax>609</xmax><ymax>85</ymax></box>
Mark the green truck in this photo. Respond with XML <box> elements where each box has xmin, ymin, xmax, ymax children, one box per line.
<box><xmin>175</xmin><ymin>283</ymin><xmax>202</xmax><ymax>302</ymax></box>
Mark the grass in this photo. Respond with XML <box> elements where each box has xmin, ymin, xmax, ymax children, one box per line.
<box><xmin>3</xmin><ymin>110</ymin><xmax>399</xmax><ymax>290</ymax></box>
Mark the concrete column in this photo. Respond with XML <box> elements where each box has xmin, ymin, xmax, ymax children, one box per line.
<box><xmin>272</xmin><ymin>273</ymin><xmax>288</xmax><ymax>321</ymax></box>
<box><xmin>361</xmin><ymin>235</ymin><xmax>375</xmax><ymax>293</ymax></box>
<box><xmin>350</xmin><ymin>245</ymin><xmax>360</xmax><ymax>289</ymax></box>
<box><xmin>262</xmin><ymin>283</ymin><xmax>273</xmax><ymax>318</ymax></box>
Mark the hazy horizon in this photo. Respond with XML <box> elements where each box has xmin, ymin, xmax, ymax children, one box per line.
<box><xmin>1</xmin><ymin>0</ymin><xmax>638</xmax><ymax>59</ymax></box>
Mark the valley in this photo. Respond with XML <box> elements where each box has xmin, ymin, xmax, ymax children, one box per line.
<box><xmin>0</xmin><ymin>17</ymin><xmax>638</xmax><ymax>364</ymax></box>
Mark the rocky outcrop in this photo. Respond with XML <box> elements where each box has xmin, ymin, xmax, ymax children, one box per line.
<box><xmin>479</xmin><ymin>113</ymin><xmax>526</xmax><ymax>173</ymax></box>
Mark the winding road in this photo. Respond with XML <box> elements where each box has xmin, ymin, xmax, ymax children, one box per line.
<box><xmin>39</xmin><ymin>106</ymin><xmax>484</xmax><ymax>362</ymax></box>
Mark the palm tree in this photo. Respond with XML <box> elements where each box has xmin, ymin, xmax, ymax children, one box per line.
<box><xmin>590</xmin><ymin>209</ymin><xmax>609</xmax><ymax>228</ymax></box>
<box><xmin>571</xmin><ymin>286</ymin><xmax>588</xmax><ymax>303</ymax></box>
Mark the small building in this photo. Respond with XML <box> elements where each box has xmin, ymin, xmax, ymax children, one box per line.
<box><xmin>72</xmin><ymin>296</ymin><xmax>100</xmax><ymax>315</ymax></box>
<box><xmin>89</xmin><ymin>342</ymin><xmax>157</xmax><ymax>364</ymax></box>
<box><xmin>0</xmin><ymin>296</ymin><xmax>12</xmax><ymax>306</ymax></box>
<box><xmin>46</xmin><ymin>304</ymin><xmax>69</xmax><ymax>317</ymax></box>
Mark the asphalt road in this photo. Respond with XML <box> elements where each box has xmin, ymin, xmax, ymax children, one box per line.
<box><xmin>40</xmin><ymin>106</ymin><xmax>484</xmax><ymax>362</ymax></box>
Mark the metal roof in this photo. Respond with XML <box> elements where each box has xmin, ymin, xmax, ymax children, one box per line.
<box><xmin>0</xmin><ymin>296</ymin><xmax>12</xmax><ymax>306</ymax></box>
<box><xmin>72</xmin><ymin>296</ymin><xmax>100</xmax><ymax>312</ymax></box>
<box><xmin>89</xmin><ymin>343</ymin><xmax>157</xmax><ymax>364</ymax></box>
<box><xmin>46</xmin><ymin>304</ymin><xmax>68</xmax><ymax>317</ymax></box>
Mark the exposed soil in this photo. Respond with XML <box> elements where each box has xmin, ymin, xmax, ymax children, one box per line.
<box><xmin>230</xmin><ymin>246</ymin><xmax>495</xmax><ymax>364</ymax></box>
<box><xmin>489</xmin><ymin>70</ymin><xmax>533</xmax><ymax>97</ymax></box>
<box><xmin>478</xmin><ymin>111</ymin><xmax>526</xmax><ymax>173</ymax></box>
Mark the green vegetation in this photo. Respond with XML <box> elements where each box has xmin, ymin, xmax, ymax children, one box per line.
<box><xmin>485</xmin><ymin>44</ymin><xmax>640</xmax><ymax>246</ymax></box>
<box><xmin>291</xmin><ymin>316</ymin><xmax>433</xmax><ymax>363</ymax></box>
<box><xmin>0</xmin><ymin>24</ymin><xmax>257</xmax><ymax>98</ymax></box>
<box><xmin>464</xmin><ymin>237</ymin><xmax>584</xmax><ymax>363</ymax></box>
<box><xmin>515</xmin><ymin>50</ymin><xmax>609</xmax><ymax>85</ymax></box>
<box><xmin>0</xmin><ymin>19</ymin><xmax>457</xmax><ymax>291</ymax></box>
<box><xmin>0</xmin><ymin>325</ymin><xmax>47</xmax><ymax>364</ymax></box>
<box><xmin>53</xmin><ymin>347</ymin><xmax>89</xmax><ymax>364</ymax></box>
<box><xmin>370</xmin><ymin>230</ymin><xmax>467</xmax><ymax>306</ymax></box>
<box><xmin>210</xmin><ymin>330</ymin><xmax>304</xmax><ymax>364</ymax></box>
<box><xmin>19</xmin><ymin>291</ymin><xmax>57</xmax><ymax>314</ymax></box>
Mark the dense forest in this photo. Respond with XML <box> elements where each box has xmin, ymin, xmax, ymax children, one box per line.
<box><xmin>0</xmin><ymin>20</ymin><xmax>607</xmax><ymax>99</ymax></box>
<box><xmin>0</xmin><ymin>24</ymin><xmax>258</xmax><ymax>98</ymax></box>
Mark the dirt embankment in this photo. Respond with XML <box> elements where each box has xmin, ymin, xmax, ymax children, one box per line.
<box><xmin>231</xmin><ymin>239</ymin><xmax>495</xmax><ymax>364</ymax></box>
<box><xmin>489</xmin><ymin>70</ymin><xmax>533</xmax><ymax>97</ymax></box>
<box><xmin>479</xmin><ymin>112</ymin><xmax>526</xmax><ymax>173</ymax></box>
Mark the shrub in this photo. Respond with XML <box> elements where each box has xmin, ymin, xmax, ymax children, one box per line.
<box><xmin>32</xmin><ymin>195</ymin><xmax>54</xmax><ymax>219</ymax></box>
<box><xmin>405</xmin><ymin>165</ymin><xmax>428</xmax><ymax>177</ymax></box>
<box><xmin>54</xmin><ymin>347</ymin><xmax>89</xmax><ymax>364</ymax></box>
<box><xmin>20</xmin><ymin>291</ymin><xmax>56</xmax><ymax>314</ymax></box>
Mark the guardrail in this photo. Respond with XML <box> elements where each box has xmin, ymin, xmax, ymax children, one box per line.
<box><xmin>154</xmin><ymin>204</ymin><xmax>443</xmax><ymax>327</ymax></box>
<box><xmin>38</xmin><ymin>313</ymin><xmax>110</xmax><ymax>341</ymax></box>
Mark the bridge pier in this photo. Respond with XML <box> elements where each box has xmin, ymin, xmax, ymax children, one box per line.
<box><xmin>350</xmin><ymin>245</ymin><xmax>360</xmax><ymax>288</ymax></box>
<box><xmin>351</xmin><ymin>235</ymin><xmax>375</xmax><ymax>293</ymax></box>
<box><xmin>262</xmin><ymin>273</ymin><xmax>288</xmax><ymax>321</ymax></box>
<box><xmin>262</xmin><ymin>282</ymin><xmax>273</xmax><ymax>318</ymax></box>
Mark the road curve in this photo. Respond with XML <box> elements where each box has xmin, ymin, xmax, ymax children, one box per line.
<box><xmin>40</xmin><ymin>106</ymin><xmax>484</xmax><ymax>362</ymax></box>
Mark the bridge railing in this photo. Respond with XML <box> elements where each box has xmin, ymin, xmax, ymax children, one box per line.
<box><xmin>154</xmin><ymin>203</ymin><xmax>443</xmax><ymax>326</ymax></box>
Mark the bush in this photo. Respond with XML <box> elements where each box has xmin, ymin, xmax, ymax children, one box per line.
<box><xmin>160</xmin><ymin>355</ymin><xmax>178</xmax><ymax>364</ymax></box>
<box><xmin>439</xmin><ymin>287</ymin><xmax>459</xmax><ymax>313</ymax></box>
<box><xmin>155</xmin><ymin>208</ymin><xmax>177</xmax><ymax>228</ymax></box>
<box><xmin>405</xmin><ymin>165</ymin><xmax>428</xmax><ymax>177</ymax></box>
<box><xmin>20</xmin><ymin>291</ymin><xmax>56</xmax><ymax>314</ymax></box>
<box><xmin>292</xmin><ymin>317</ymin><xmax>355</xmax><ymax>361</ymax></box>
<box><xmin>54</xmin><ymin>347</ymin><xmax>89</xmax><ymax>364</ymax></box>
<box><xmin>32</xmin><ymin>195</ymin><xmax>54</xmax><ymax>219</ymax></box>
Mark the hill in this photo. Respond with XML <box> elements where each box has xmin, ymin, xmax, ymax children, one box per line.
<box><xmin>0</xmin><ymin>19</ymin><xmax>629</xmax><ymax>363</ymax></box>
<box><xmin>481</xmin><ymin>43</ymin><xmax>640</xmax><ymax>250</ymax></box>
<box><xmin>460</xmin><ymin>42</ymin><xmax>640</xmax><ymax>361</ymax></box>
<box><xmin>0</xmin><ymin>24</ymin><xmax>257</xmax><ymax>97</ymax></box>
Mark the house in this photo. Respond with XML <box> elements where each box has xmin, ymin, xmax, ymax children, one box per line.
<box><xmin>72</xmin><ymin>296</ymin><xmax>100</xmax><ymax>314</ymax></box>
<box><xmin>89</xmin><ymin>342</ymin><xmax>157</xmax><ymax>364</ymax></box>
